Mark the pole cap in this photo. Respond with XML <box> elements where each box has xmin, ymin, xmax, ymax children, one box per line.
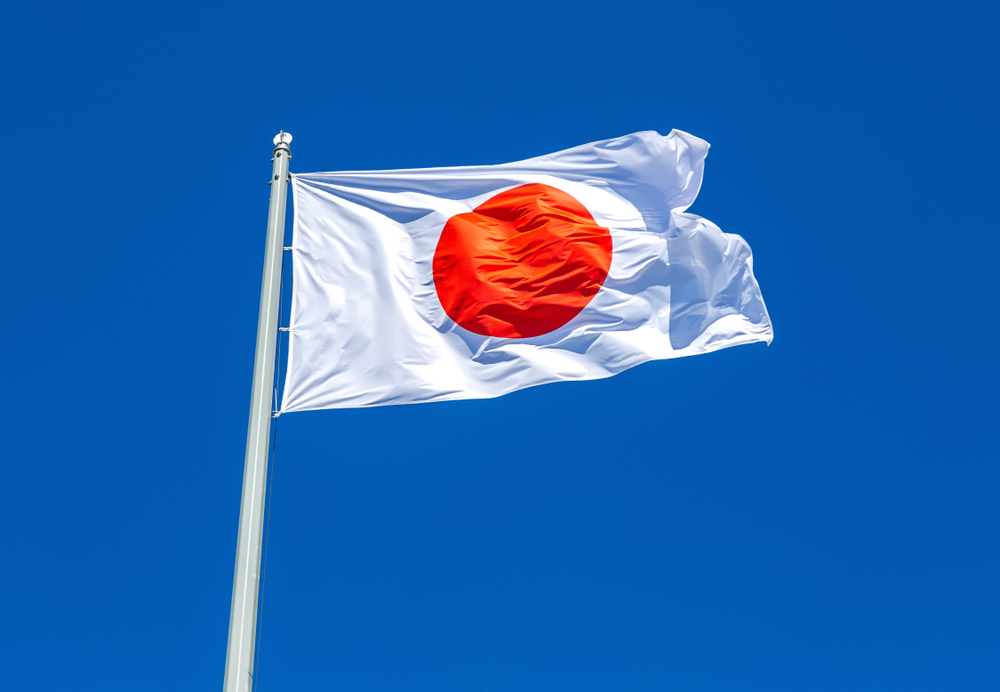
<box><xmin>273</xmin><ymin>131</ymin><xmax>293</xmax><ymax>146</ymax></box>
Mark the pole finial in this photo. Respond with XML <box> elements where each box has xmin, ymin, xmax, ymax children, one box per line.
<box><xmin>273</xmin><ymin>131</ymin><xmax>293</xmax><ymax>146</ymax></box>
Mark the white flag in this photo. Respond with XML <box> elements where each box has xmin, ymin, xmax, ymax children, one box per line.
<box><xmin>280</xmin><ymin>130</ymin><xmax>772</xmax><ymax>411</ymax></box>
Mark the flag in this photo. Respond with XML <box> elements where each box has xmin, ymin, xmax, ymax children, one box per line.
<box><xmin>279</xmin><ymin>130</ymin><xmax>772</xmax><ymax>411</ymax></box>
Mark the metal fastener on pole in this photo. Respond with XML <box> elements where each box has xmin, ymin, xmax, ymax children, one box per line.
<box><xmin>223</xmin><ymin>131</ymin><xmax>292</xmax><ymax>692</ymax></box>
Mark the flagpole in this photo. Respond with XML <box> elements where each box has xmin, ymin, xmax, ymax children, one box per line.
<box><xmin>223</xmin><ymin>131</ymin><xmax>292</xmax><ymax>692</ymax></box>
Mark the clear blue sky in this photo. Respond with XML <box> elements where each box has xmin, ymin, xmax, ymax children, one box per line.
<box><xmin>3</xmin><ymin>1</ymin><xmax>998</xmax><ymax>690</ymax></box>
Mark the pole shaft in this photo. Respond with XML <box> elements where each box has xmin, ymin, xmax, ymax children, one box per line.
<box><xmin>223</xmin><ymin>132</ymin><xmax>292</xmax><ymax>692</ymax></box>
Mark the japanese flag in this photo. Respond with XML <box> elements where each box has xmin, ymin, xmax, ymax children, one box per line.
<box><xmin>279</xmin><ymin>130</ymin><xmax>772</xmax><ymax>411</ymax></box>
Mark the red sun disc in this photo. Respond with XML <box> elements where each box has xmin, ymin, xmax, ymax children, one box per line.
<box><xmin>432</xmin><ymin>183</ymin><xmax>613</xmax><ymax>338</ymax></box>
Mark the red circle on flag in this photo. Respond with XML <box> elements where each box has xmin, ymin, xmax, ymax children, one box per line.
<box><xmin>433</xmin><ymin>183</ymin><xmax>613</xmax><ymax>338</ymax></box>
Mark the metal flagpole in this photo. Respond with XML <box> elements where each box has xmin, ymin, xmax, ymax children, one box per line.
<box><xmin>223</xmin><ymin>131</ymin><xmax>292</xmax><ymax>692</ymax></box>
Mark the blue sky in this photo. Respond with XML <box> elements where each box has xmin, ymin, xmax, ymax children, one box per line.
<box><xmin>2</xmin><ymin>1</ymin><xmax>998</xmax><ymax>690</ymax></box>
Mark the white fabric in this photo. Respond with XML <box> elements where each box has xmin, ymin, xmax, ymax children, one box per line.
<box><xmin>280</xmin><ymin>130</ymin><xmax>772</xmax><ymax>411</ymax></box>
